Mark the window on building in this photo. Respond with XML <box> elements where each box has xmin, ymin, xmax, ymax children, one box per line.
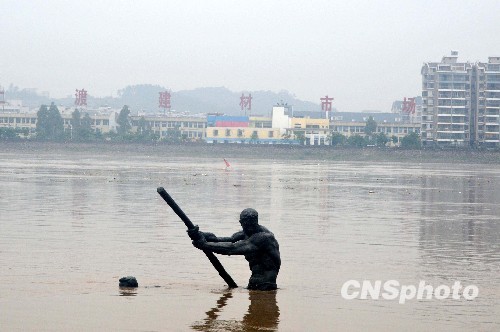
<box><xmin>439</xmin><ymin>74</ymin><xmax>453</xmax><ymax>81</ymax></box>
<box><xmin>487</xmin><ymin>64</ymin><xmax>500</xmax><ymax>71</ymax></box>
<box><xmin>453</xmin><ymin>74</ymin><xmax>468</xmax><ymax>82</ymax></box>
<box><xmin>268</xmin><ymin>131</ymin><xmax>274</xmax><ymax>138</ymax></box>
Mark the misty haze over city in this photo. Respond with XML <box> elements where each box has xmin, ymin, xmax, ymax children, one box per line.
<box><xmin>1</xmin><ymin>0</ymin><xmax>499</xmax><ymax>112</ymax></box>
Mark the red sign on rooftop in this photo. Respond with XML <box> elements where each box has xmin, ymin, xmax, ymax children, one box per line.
<box><xmin>159</xmin><ymin>91</ymin><xmax>171</xmax><ymax>110</ymax></box>
<box><xmin>402</xmin><ymin>97</ymin><xmax>416</xmax><ymax>114</ymax></box>
<box><xmin>75</xmin><ymin>89</ymin><xmax>87</xmax><ymax>106</ymax></box>
<box><xmin>240</xmin><ymin>93</ymin><xmax>252</xmax><ymax>112</ymax></box>
<box><xmin>320</xmin><ymin>95</ymin><xmax>334</xmax><ymax>112</ymax></box>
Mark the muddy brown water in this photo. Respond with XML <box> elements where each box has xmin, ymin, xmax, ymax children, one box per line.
<box><xmin>0</xmin><ymin>146</ymin><xmax>498</xmax><ymax>331</ymax></box>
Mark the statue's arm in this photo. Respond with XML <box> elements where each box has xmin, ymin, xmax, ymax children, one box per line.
<box><xmin>203</xmin><ymin>231</ymin><xmax>245</xmax><ymax>243</ymax></box>
<box><xmin>202</xmin><ymin>238</ymin><xmax>258</xmax><ymax>256</ymax></box>
<box><xmin>188</xmin><ymin>225</ymin><xmax>244</xmax><ymax>242</ymax></box>
<box><xmin>197</xmin><ymin>233</ymin><xmax>271</xmax><ymax>255</ymax></box>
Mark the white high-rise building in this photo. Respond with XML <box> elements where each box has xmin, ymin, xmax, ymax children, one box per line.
<box><xmin>476</xmin><ymin>57</ymin><xmax>500</xmax><ymax>148</ymax></box>
<box><xmin>421</xmin><ymin>51</ymin><xmax>500</xmax><ymax>148</ymax></box>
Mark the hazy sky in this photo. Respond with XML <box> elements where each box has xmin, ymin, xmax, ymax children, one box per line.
<box><xmin>1</xmin><ymin>0</ymin><xmax>499</xmax><ymax>112</ymax></box>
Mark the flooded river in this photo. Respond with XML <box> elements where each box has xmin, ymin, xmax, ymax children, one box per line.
<box><xmin>0</xmin><ymin>145</ymin><xmax>498</xmax><ymax>331</ymax></box>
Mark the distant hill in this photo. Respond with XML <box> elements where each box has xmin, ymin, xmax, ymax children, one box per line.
<box><xmin>4</xmin><ymin>84</ymin><xmax>331</xmax><ymax>115</ymax></box>
<box><xmin>173</xmin><ymin>87</ymin><xmax>325</xmax><ymax>116</ymax></box>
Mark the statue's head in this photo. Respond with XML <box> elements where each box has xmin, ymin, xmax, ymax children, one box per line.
<box><xmin>240</xmin><ymin>208</ymin><xmax>259</xmax><ymax>234</ymax></box>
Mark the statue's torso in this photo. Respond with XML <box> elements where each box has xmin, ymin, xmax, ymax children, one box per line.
<box><xmin>243</xmin><ymin>229</ymin><xmax>281</xmax><ymax>290</ymax></box>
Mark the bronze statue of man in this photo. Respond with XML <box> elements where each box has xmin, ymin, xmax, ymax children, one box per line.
<box><xmin>189</xmin><ymin>208</ymin><xmax>281</xmax><ymax>290</ymax></box>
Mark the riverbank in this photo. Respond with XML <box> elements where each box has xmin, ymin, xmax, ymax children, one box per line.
<box><xmin>1</xmin><ymin>141</ymin><xmax>499</xmax><ymax>164</ymax></box>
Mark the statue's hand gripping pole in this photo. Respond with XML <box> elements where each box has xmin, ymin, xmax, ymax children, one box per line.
<box><xmin>157</xmin><ymin>187</ymin><xmax>238</xmax><ymax>288</ymax></box>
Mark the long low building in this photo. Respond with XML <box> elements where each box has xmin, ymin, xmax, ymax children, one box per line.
<box><xmin>0</xmin><ymin>113</ymin><xmax>37</xmax><ymax>136</ymax></box>
<box><xmin>332</xmin><ymin>121</ymin><xmax>420</xmax><ymax>139</ymax></box>
<box><xmin>130</xmin><ymin>115</ymin><xmax>206</xmax><ymax>140</ymax></box>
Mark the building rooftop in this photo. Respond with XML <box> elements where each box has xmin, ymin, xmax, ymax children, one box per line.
<box><xmin>332</xmin><ymin>112</ymin><xmax>404</xmax><ymax>123</ymax></box>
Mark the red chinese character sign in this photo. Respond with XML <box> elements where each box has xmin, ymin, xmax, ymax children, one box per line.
<box><xmin>75</xmin><ymin>89</ymin><xmax>87</xmax><ymax>106</ymax></box>
<box><xmin>240</xmin><ymin>93</ymin><xmax>252</xmax><ymax>115</ymax></box>
<box><xmin>159</xmin><ymin>91</ymin><xmax>171</xmax><ymax>111</ymax></box>
<box><xmin>320</xmin><ymin>95</ymin><xmax>334</xmax><ymax>112</ymax></box>
<box><xmin>402</xmin><ymin>97</ymin><xmax>416</xmax><ymax>114</ymax></box>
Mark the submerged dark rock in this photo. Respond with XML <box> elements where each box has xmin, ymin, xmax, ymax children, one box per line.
<box><xmin>119</xmin><ymin>276</ymin><xmax>138</xmax><ymax>288</ymax></box>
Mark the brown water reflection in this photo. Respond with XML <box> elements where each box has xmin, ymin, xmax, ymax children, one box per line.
<box><xmin>192</xmin><ymin>290</ymin><xmax>279</xmax><ymax>332</ymax></box>
<box><xmin>0</xmin><ymin>147</ymin><xmax>498</xmax><ymax>331</ymax></box>
<box><xmin>118</xmin><ymin>287</ymin><xmax>138</xmax><ymax>297</ymax></box>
